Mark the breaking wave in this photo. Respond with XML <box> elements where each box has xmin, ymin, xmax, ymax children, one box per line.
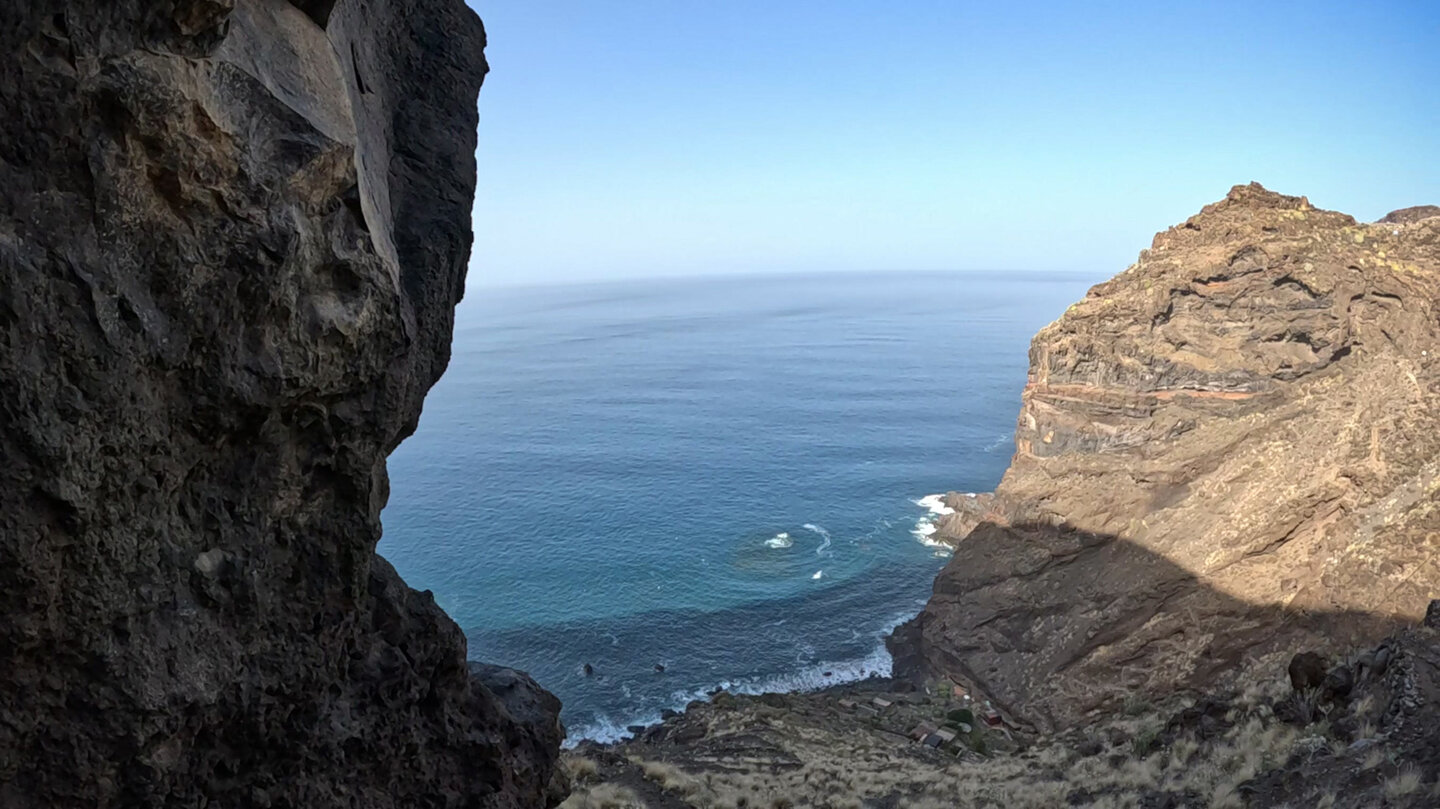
<box><xmin>910</xmin><ymin>495</ymin><xmax>955</xmax><ymax>556</ymax></box>
<box><xmin>764</xmin><ymin>532</ymin><xmax>793</xmax><ymax>549</ymax></box>
<box><xmin>564</xmin><ymin>609</ymin><xmax>919</xmax><ymax>746</ymax></box>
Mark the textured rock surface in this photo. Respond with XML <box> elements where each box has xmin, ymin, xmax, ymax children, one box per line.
<box><xmin>1246</xmin><ymin>622</ymin><xmax>1440</xmax><ymax>808</ymax></box>
<box><xmin>1381</xmin><ymin>205</ymin><xmax>1440</xmax><ymax>225</ymax></box>
<box><xmin>0</xmin><ymin>1</ymin><xmax>562</xmax><ymax>806</ymax></box>
<box><xmin>897</xmin><ymin>184</ymin><xmax>1440</xmax><ymax>729</ymax></box>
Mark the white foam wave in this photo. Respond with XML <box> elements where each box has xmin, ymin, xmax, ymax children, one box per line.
<box><xmin>803</xmin><ymin>523</ymin><xmax>832</xmax><ymax>557</ymax></box>
<box><xmin>909</xmin><ymin>520</ymin><xmax>953</xmax><ymax>556</ymax></box>
<box><xmin>663</xmin><ymin>610</ymin><xmax>915</xmax><ymax>708</ymax></box>
<box><xmin>985</xmin><ymin>433</ymin><xmax>1012</xmax><ymax>453</ymax></box>
<box><xmin>562</xmin><ymin>610</ymin><xmax>924</xmax><ymax>748</ymax></box>
<box><xmin>911</xmin><ymin>495</ymin><xmax>955</xmax><ymax>556</ymax></box>
<box><xmin>564</xmin><ymin>709</ymin><xmax>666</xmax><ymax>748</ymax></box>
<box><xmin>763</xmin><ymin>532</ymin><xmax>793</xmax><ymax>549</ymax></box>
<box><xmin>914</xmin><ymin>494</ymin><xmax>955</xmax><ymax>516</ymax></box>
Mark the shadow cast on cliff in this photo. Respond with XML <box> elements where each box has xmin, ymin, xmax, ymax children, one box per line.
<box><xmin>889</xmin><ymin>521</ymin><xmax>1418</xmax><ymax>731</ymax></box>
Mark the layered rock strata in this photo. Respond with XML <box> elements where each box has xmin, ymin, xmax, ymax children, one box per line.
<box><xmin>896</xmin><ymin>185</ymin><xmax>1440</xmax><ymax>730</ymax></box>
<box><xmin>0</xmin><ymin>1</ymin><xmax>562</xmax><ymax>806</ymax></box>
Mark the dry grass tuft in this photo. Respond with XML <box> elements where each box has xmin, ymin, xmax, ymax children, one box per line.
<box><xmin>595</xmin><ymin>672</ymin><xmax>1426</xmax><ymax>809</ymax></box>
<box><xmin>1208</xmin><ymin>780</ymin><xmax>1243</xmax><ymax>809</ymax></box>
<box><xmin>564</xmin><ymin>755</ymin><xmax>600</xmax><ymax>784</ymax></box>
<box><xmin>1383</xmin><ymin>766</ymin><xmax>1424</xmax><ymax>800</ymax></box>
<box><xmin>1169</xmin><ymin>734</ymin><xmax>1199</xmax><ymax>767</ymax></box>
<box><xmin>558</xmin><ymin>782</ymin><xmax>642</xmax><ymax>809</ymax></box>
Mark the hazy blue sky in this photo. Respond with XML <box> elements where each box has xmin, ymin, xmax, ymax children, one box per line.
<box><xmin>464</xmin><ymin>0</ymin><xmax>1439</xmax><ymax>289</ymax></box>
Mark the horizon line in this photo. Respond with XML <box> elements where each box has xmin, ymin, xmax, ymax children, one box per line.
<box><xmin>463</xmin><ymin>266</ymin><xmax>1109</xmax><ymax>295</ymax></box>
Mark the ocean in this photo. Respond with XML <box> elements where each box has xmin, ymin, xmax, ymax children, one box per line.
<box><xmin>378</xmin><ymin>270</ymin><xmax>1094</xmax><ymax>743</ymax></box>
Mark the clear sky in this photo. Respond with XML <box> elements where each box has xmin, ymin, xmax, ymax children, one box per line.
<box><xmin>464</xmin><ymin>0</ymin><xmax>1439</xmax><ymax>289</ymax></box>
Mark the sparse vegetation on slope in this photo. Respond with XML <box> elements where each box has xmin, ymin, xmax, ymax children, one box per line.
<box><xmin>573</xmin><ymin>615</ymin><xmax>1440</xmax><ymax>808</ymax></box>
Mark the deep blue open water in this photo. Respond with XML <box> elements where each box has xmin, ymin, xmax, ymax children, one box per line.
<box><xmin>379</xmin><ymin>271</ymin><xmax>1093</xmax><ymax>742</ymax></box>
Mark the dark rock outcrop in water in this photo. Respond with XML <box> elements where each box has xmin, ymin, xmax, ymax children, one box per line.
<box><xmin>0</xmin><ymin>1</ymin><xmax>562</xmax><ymax>806</ymax></box>
<box><xmin>896</xmin><ymin>184</ymin><xmax>1440</xmax><ymax>730</ymax></box>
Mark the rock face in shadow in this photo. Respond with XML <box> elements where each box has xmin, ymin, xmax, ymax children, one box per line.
<box><xmin>897</xmin><ymin>184</ymin><xmax>1440</xmax><ymax>730</ymax></box>
<box><xmin>0</xmin><ymin>1</ymin><xmax>562</xmax><ymax>806</ymax></box>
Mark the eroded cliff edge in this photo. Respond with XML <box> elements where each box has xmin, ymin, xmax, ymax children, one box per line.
<box><xmin>0</xmin><ymin>1</ymin><xmax>562</xmax><ymax>806</ymax></box>
<box><xmin>894</xmin><ymin>184</ymin><xmax>1440</xmax><ymax>730</ymax></box>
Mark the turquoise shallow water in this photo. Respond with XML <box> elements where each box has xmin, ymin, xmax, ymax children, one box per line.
<box><xmin>379</xmin><ymin>271</ymin><xmax>1094</xmax><ymax>742</ymax></box>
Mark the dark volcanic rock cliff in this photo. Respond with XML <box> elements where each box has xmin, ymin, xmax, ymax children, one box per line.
<box><xmin>0</xmin><ymin>1</ymin><xmax>562</xmax><ymax>806</ymax></box>
<box><xmin>896</xmin><ymin>185</ymin><xmax>1440</xmax><ymax>730</ymax></box>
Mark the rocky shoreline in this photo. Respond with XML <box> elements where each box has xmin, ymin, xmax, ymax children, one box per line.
<box><xmin>570</xmin><ymin>189</ymin><xmax>1440</xmax><ymax>808</ymax></box>
<box><xmin>568</xmin><ymin>611</ymin><xmax>1440</xmax><ymax>808</ymax></box>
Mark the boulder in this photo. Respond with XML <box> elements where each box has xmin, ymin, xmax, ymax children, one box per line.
<box><xmin>1323</xmin><ymin>664</ymin><xmax>1355</xmax><ymax>700</ymax></box>
<box><xmin>1289</xmin><ymin>653</ymin><xmax>1330</xmax><ymax>692</ymax></box>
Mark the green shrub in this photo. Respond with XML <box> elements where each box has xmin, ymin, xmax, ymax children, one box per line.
<box><xmin>1130</xmin><ymin>724</ymin><xmax>1160</xmax><ymax>757</ymax></box>
<box><xmin>1122</xmin><ymin>693</ymin><xmax>1152</xmax><ymax>716</ymax></box>
<box><xmin>947</xmin><ymin>708</ymin><xmax>975</xmax><ymax>725</ymax></box>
